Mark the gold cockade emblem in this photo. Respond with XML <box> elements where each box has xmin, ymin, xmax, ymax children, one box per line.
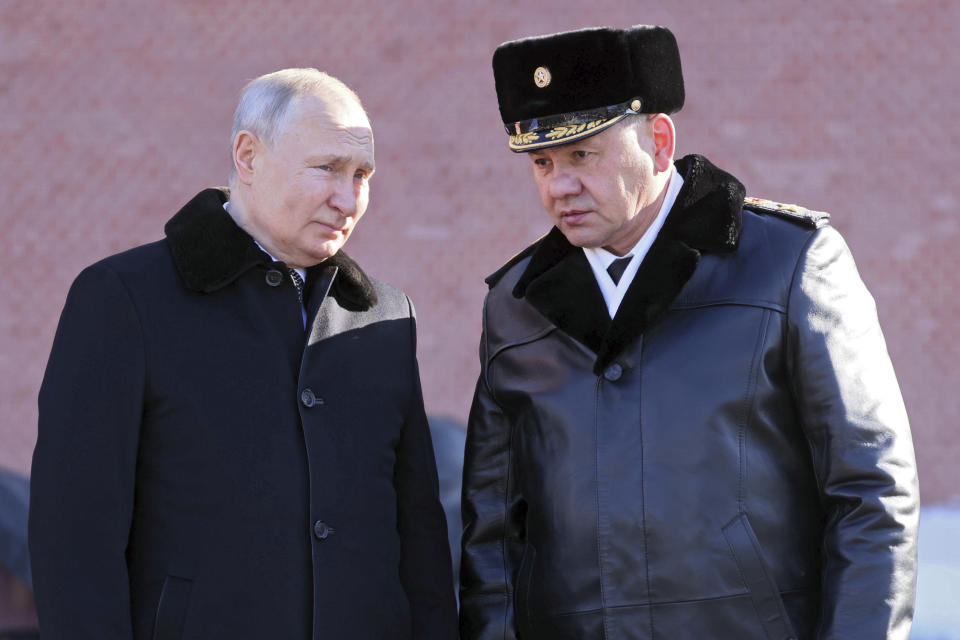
<box><xmin>534</xmin><ymin>66</ymin><xmax>551</xmax><ymax>88</ymax></box>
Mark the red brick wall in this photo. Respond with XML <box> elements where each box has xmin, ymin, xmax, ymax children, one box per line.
<box><xmin>1</xmin><ymin>4</ymin><xmax>957</xmax><ymax>623</ymax></box>
<box><xmin>4</xmin><ymin>0</ymin><xmax>958</xmax><ymax>499</ymax></box>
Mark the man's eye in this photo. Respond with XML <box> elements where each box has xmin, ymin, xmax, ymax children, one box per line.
<box><xmin>573</xmin><ymin>150</ymin><xmax>589</xmax><ymax>159</ymax></box>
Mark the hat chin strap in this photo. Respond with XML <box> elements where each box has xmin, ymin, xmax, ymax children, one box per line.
<box><xmin>505</xmin><ymin>97</ymin><xmax>644</xmax><ymax>137</ymax></box>
<box><xmin>508</xmin><ymin>113</ymin><xmax>629</xmax><ymax>152</ymax></box>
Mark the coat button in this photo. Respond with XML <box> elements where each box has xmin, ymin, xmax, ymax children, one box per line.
<box><xmin>313</xmin><ymin>520</ymin><xmax>333</xmax><ymax>540</ymax></box>
<box><xmin>301</xmin><ymin>388</ymin><xmax>316</xmax><ymax>407</ymax></box>
<box><xmin>603</xmin><ymin>363</ymin><xmax>623</xmax><ymax>381</ymax></box>
<box><xmin>265</xmin><ymin>269</ymin><xmax>284</xmax><ymax>287</ymax></box>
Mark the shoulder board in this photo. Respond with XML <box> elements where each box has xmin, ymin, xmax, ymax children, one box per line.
<box><xmin>484</xmin><ymin>234</ymin><xmax>548</xmax><ymax>288</ymax></box>
<box><xmin>743</xmin><ymin>196</ymin><xmax>830</xmax><ymax>228</ymax></box>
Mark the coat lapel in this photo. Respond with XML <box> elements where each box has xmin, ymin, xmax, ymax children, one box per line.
<box><xmin>164</xmin><ymin>188</ymin><xmax>377</xmax><ymax>310</ymax></box>
<box><xmin>513</xmin><ymin>228</ymin><xmax>610</xmax><ymax>354</ymax></box>
<box><xmin>164</xmin><ymin>188</ymin><xmax>268</xmax><ymax>293</ymax></box>
<box><xmin>512</xmin><ymin>154</ymin><xmax>745</xmax><ymax>374</ymax></box>
<box><xmin>304</xmin><ymin>253</ymin><xmax>381</xmax><ymax>345</ymax></box>
<box><xmin>307</xmin><ymin>251</ymin><xmax>377</xmax><ymax>312</ymax></box>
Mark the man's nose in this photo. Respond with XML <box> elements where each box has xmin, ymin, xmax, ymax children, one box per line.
<box><xmin>547</xmin><ymin>169</ymin><xmax>582</xmax><ymax>200</ymax></box>
<box><xmin>328</xmin><ymin>177</ymin><xmax>358</xmax><ymax>217</ymax></box>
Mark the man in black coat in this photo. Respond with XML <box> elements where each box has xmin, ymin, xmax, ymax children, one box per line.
<box><xmin>30</xmin><ymin>68</ymin><xmax>458</xmax><ymax>640</ymax></box>
<box><xmin>460</xmin><ymin>26</ymin><xmax>919</xmax><ymax>639</ymax></box>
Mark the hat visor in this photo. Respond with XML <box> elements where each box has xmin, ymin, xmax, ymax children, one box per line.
<box><xmin>508</xmin><ymin>113</ymin><xmax>629</xmax><ymax>152</ymax></box>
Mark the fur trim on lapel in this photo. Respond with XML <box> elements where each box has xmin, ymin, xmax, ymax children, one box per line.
<box><xmin>513</xmin><ymin>228</ymin><xmax>610</xmax><ymax>353</ymax></box>
<box><xmin>164</xmin><ymin>188</ymin><xmax>376</xmax><ymax>309</ymax></box>
<box><xmin>507</xmin><ymin>154</ymin><xmax>744</xmax><ymax>374</ymax></box>
<box><xmin>307</xmin><ymin>252</ymin><xmax>377</xmax><ymax>311</ymax></box>
<box><xmin>670</xmin><ymin>154</ymin><xmax>744</xmax><ymax>251</ymax></box>
<box><xmin>164</xmin><ymin>188</ymin><xmax>267</xmax><ymax>293</ymax></box>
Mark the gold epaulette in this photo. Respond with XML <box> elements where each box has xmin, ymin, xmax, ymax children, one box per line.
<box><xmin>743</xmin><ymin>196</ymin><xmax>830</xmax><ymax>228</ymax></box>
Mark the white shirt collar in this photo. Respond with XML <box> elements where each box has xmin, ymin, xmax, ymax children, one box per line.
<box><xmin>583</xmin><ymin>166</ymin><xmax>684</xmax><ymax>318</ymax></box>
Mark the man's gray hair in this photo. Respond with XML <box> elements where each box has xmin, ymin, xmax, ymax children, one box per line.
<box><xmin>229</xmin><ymin>68</ymin><xmax>365</xmax><ymax>176</ymax></box>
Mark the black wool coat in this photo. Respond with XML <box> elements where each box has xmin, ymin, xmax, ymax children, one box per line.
<box><xmin>30</xmin><ymin>188</ymin><xmax>458</xmax><ymax>640</ymax></box>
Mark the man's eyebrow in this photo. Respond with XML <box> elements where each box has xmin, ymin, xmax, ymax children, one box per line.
<box><xmin>307</xmin><ymin>155</ymin><xmax>375</xmax><ymax>172</ymax></box>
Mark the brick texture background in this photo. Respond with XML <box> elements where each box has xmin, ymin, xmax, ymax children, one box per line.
<box><xmin>2</xmin><ymin>0</ymin><xmax>958</xmax><ymax>627</ymax></box>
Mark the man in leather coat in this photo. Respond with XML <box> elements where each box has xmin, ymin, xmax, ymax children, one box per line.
<box><xmin>459</xmin><ymin>25</ymin><xmax>919</xmax><ymax>640</ymax></box>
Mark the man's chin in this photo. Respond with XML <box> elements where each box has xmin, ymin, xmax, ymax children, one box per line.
<box><xmin>296</xmin><ymin>241</ymin><xmax>345</xmax><ymax>268</ymax></box>
<box><xmin>558</xmin><ymin>227</ymin><xmax>601</xmax><ymax>249</ymax></box>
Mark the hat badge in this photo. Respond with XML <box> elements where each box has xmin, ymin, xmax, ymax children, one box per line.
<box><xmin>533</xmin><ymin>66</ymin><xmax>551</xmax><ymax>88</ymax></box>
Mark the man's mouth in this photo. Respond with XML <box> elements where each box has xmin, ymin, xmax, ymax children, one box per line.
<box><xmin>314</xmin><ymin>221</ymin><xmax>347</xmax><ymax>236</ymax></box>
<box><xmin>559</xmin><ymin>209</ymin><xmax>591</xmax><ymax>224</ymax></box>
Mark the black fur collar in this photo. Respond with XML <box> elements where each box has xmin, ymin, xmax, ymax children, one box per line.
<box><xmin>502</xmin><ymin>154</ymin><xmax>744</xmax><ymax>374</ymax></box>
<box><xmin>164</xmin><ymin>188</ymin><xmax>377</xmax><ymax>309</ymax></box>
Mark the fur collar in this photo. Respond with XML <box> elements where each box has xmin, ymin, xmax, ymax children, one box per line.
<box><xmin>498</xmin><ymin>154</ymin><xmax>744</xmax><ymax>374</ymax></box>
<box><xmin>164</xmin><ymin>188</ymin><xmax>377</xmax><ymax>310</ymax></box>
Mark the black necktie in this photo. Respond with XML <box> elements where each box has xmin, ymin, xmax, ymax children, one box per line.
<box><xmin>606</xmin><ymin>255</ymin><xmax>633</xmax><ymax>285</ymax></box>
<box><xmin>288</xmin><ymin>269</ymin><xmax>305</xmax><ymax>306</ymax></box>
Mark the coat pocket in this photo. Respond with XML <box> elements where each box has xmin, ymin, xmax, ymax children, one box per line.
<box><xmin>152</xmin><ymin>575</ymin><xmax>193</xmax><ymax>640</ymax></box>
<box><xmin>722</xmin><ymin>514</ymin><xmax>798</xmax><ymax>640</ymax></box>
<box><xmin>513</xmin><ymin>545</ymin><xmax>536</xmax><ymax>639</ymax></box>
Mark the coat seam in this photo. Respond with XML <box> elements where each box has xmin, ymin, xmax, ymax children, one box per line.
<box><xmin>97</xmin><ymin>262</ymin><xmax>149</xmax><ymax>398</ymax></box>
<box><xmin>741</xmin><ymin>515</ymin><xmax>796</xmax><ymax>638</ymax></box>
<box><xmin>721</xmin><ymin>516</ymin><xmax>779</xmax><ymax>638</ymax></box>
<box><xmin>634</xmin><ymin>335</ymin><xmax>655</xmax><ymax>638</ymax></box>
<box><xmin>487</xmin><ymin>325</ymin><xmax>557</xmax><ymax>363</ymax></box>
<box><xmin>529</xmin><ymin>588</ymin><xmax>812</xmax><ymax>617</ymax></box>
<box><xmin>593</xmin><ymin>377</ymin><xmax>609</xmax><ymax>640</ymax></box>
<box><xmin>671</xmin><ymin>298</ymin><xmax>785</xmax><ymax>313</ymax></box>
<box><xmin>784</xmin><ymin>227</ymin><xmax>828</xmax><ymax>495</ymax></box>
<box><xmin>501</xmin><ymin>401</ymin><xmax>516</xmax><ymax>639</ymax></box>
<box><xmin>480</xmin><ymin>294</ymin><xmax>518</xmax><ymax>639</ymax></box>
<box><xmin>739</xmin><ymin>308</ymin><xmax>771</xmax><ymax>513</ymax></box>
<box><xmin>784</xmin><ymin>227</ymin><xmax>834</xmax><ymax>640</ymax></box>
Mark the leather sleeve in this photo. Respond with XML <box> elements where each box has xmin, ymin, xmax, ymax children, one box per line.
<box><xmin>459</xmin><ymin>297</ymin><xmax>526</xmax><ymax>640</ymax></box>
<box><xmin>786</xmin><ymin>226</ymin><xmax>919</xmax><ymax>639</ymax></box>
<box><xmin>395</xmin><ymin>296</ymin><xmax>459</xmax><ymax>639</ymax></box>
<box><xmin>30</xmin><ymin>263</ymin><xmax>143</xmax><ymax>639</ymax></box>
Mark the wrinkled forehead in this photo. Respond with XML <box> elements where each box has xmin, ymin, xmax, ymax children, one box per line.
<box><xmin>325</xmin><ymin>127</ymin><xmax>376</xmax><ymax>172</ymax></box>
<box><xmin>284</xmin><ymin>95</ymin><xmax>375</xmax><ymax>169</ymax></box>
<box><xmin>285</xmin><ymin>95</ymin><xmax>373</xmax><ymax>147</ymax></box>
<box><xmin>292</xmin><ymin>93</ymin><xmax>371</xmax><ymax>132</ymax></box>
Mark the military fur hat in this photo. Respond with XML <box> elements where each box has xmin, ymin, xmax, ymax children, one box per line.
<box><xmin>493</xmin><ymin>25</ymin><xmax>684</xmax><ymax>152</ymax></box>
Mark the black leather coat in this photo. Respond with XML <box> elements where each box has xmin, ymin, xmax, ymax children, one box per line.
<box><xmin>459</xmin><ymin>156</ymin><xmax>919</xmax><ymax>640</ymax></box>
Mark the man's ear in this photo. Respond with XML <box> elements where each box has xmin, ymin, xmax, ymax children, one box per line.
<box><xmin>650</xmin><ymin>114</ymin><xmax>676</xmax><ymax>173</ymax></box>
<box><xmin>233</xmin><ymin>131</ymin><xmax>260</xmax><ymax>186</ymax></box>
